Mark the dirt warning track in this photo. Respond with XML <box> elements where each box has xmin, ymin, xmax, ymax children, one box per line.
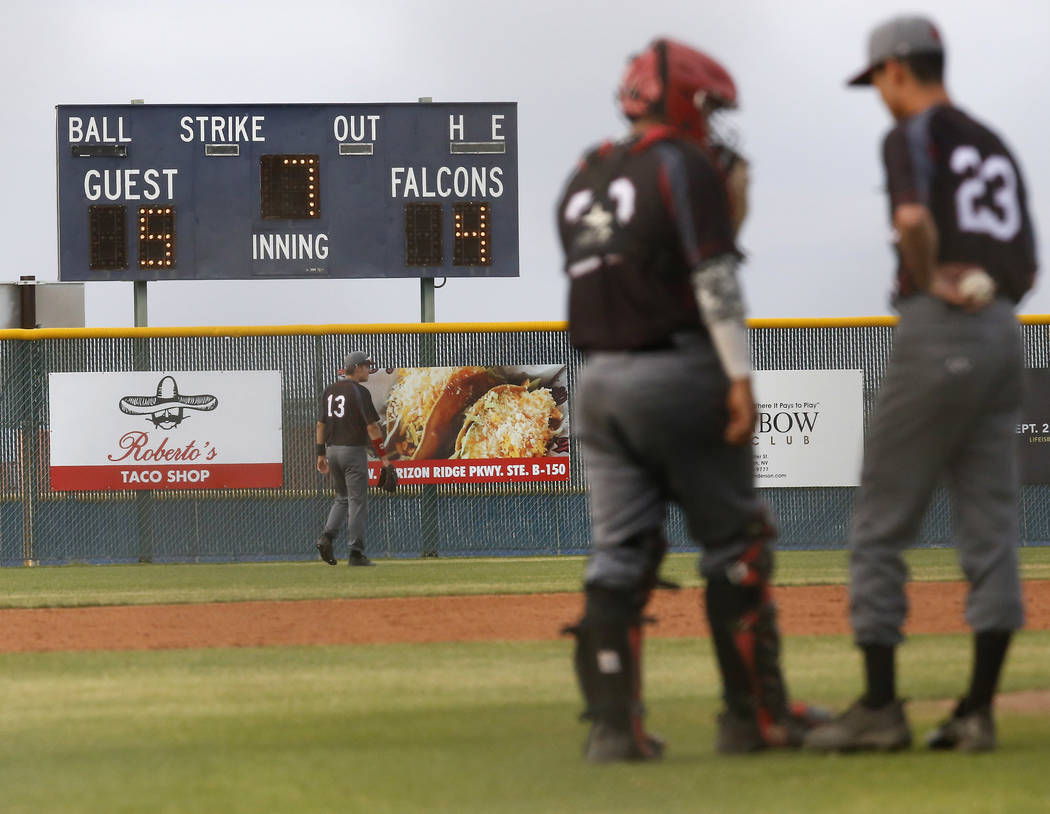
<box><xmin>1</xmin><ymin>580</ymin><xmax>1048</xmax><ymax>653</ymax></box>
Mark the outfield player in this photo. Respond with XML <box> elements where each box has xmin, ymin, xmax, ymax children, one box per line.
<box><xmin>315</xmin><ymin>350</ymin><xmax>393</xmax><ymax>567</ymax></box>
<box><xmin>805</xmin><ymin>15</ymin><xmax>1038</xmax><ymax>753</ymax></box>
<box><xmin>558</xmin><ymin>38</ymin><xmax>823</xmax><ymax>763</ymax></box>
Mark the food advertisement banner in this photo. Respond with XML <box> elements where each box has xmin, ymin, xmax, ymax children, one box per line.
<box><xmin>363</xmin><ymin>365</ymin><xmax>568</xmax><ymax>484</ymax></box>
<box><xmin>49</xmin><ymin>371</ymin><xmax>283</xmax><ymax>490</ymax></box>
<box><xmin>751</xmin><ymin>369</ymin><xmax>864</xmax><ymax>488</ymax></box>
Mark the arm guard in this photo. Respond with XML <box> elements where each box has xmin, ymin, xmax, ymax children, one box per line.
<box><xmin>690</xmin><ymin>254</ymin><xmax>752</xmax><ymax>380</ymax></box>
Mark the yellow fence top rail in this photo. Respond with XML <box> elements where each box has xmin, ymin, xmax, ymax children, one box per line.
<box><xmin>2</xmin><ymin>314</ymin><xmax>1049</xmax><ymax>340</ymax></box>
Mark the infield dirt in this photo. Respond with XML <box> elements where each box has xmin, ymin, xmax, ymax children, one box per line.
<box><xmin>1</xmin><ymin>579</ymin><xmax>1048</xmax><ymax>653</ymax></box>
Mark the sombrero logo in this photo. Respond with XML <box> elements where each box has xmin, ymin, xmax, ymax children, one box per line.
<box><xmin>118</xmin><ymin>375</ymin><xmax>218</xmax><ymax>430</ymax></box>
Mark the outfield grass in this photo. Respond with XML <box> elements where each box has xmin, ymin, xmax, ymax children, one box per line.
<box><xmin>1</xmin><ymin>546</ymin><xmax>1048</xmax><ymax>608</ymax></box>
<box><xmin>1</xmin><ymin>633</ymin><xmax>1047</xmax><ymax>814</ymax></box>
<box><xmin>2</xmin><ymin>550</ymin><xmax>1049</xmax><ymax>813</ymax></box>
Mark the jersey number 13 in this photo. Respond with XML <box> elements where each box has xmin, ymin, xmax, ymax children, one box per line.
<box><xmin>326</xmin><ymin>394</ymin><xmax>346</xmax><ymax>418</ymax></box>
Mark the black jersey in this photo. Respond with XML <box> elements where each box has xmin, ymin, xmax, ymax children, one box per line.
<box><xmin>557</xmin><ymin>126</ymin><xmax>738</xmax><ymax>351</ymax></box>
<box><xmin>883</xmin><ymin>104</ymin><xmax>1038</xmax><ymax>302</ymax></box>
<box><xmin>318</xmin><ymin>379</ymin><xmax>379</xmax><ymax>446</ymax></box>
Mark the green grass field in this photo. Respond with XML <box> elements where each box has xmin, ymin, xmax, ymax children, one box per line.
<box><xmin>1</xmin><ymin>549</ymin><xmax>1049</xmax><ymax>814</ymax></box>
<box><xmin>2</xmin><ymin>546</ymin><xmax>1049</xmax><ymax>609</ymax></box>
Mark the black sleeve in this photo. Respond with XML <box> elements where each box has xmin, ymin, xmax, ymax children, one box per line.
<box><xmin>882</xmin><ymin>122</ymin><xmax>928</xmax><ymax>208</ymax></box>
<box><xmin>317</xmin><ymin>385</ymin><xmax>331</xmax><ymax>423</ymax></box>
<box><xmin>357</xmin><ymin>384</ymin><xmax>380</xmax><ymax>424</ymax></box>
<box><xmin>654</xmin><ymin>142</ymin><xmax>737</xmax><ymax>268</ymax></box>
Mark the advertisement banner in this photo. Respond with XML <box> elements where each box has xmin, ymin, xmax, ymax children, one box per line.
<box><xmin>751</xmin><ymin>369</ymin><xmax>864</xmax><ymax>488</ymax></box>
<box><xmin>1017</xmin><ymin>368</ymin><xmax>1050</xmax><ymax>483</ymax></box>
<box><xmin>49</xmin><ymin>371</ymin><xmax>282</xmax><ymax>490</ymax></box>
<box><xmin>362</xmin><ymin>365</ymin><xmax>569</xmax><ymax>484</ymax></box>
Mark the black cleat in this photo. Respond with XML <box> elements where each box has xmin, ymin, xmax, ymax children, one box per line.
<box><xmin>583</xmin><ymin>722</ymin><xmax>665</xmax><ymax>763</ymax></box>
<box><xmin>316</xmin><ymin>535</ymin><xmax>337</xmax><ymax>566</ymax></box>
<box><xmin>927</xmin><ymin>701</ymin><xmax>996</xmax><ymax>752</ymax></box>
<box><xmin>349</xmin><ymin>551</ymin><xmax>376</xmax><ymax>567</ymax></box>
<box><xmin>804</xmin><ymin>698</ymin><xmax>912</xmax><ymax>752</ymax></box>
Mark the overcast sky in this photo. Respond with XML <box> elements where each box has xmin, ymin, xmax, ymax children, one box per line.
<box><xmin>2</xmin><ymin>0</ymin><xmax>1048</xmax><ymax>327</ymax></box>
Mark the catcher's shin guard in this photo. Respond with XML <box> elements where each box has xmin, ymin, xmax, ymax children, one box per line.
<box><xmin>564</xmin><ymin>585</ymin><xmax>658</xmax><ymax>759</ymax></box>
<box><xmin>706</xmin><ymin>536</ymin><xmax>795</xmax><ymax>746</ymax></box>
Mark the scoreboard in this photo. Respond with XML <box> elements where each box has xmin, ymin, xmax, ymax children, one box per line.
<box><xmin>55</xmin><ymin>103</ymin><xmax>518</xmax><ymax>281</ymax></box>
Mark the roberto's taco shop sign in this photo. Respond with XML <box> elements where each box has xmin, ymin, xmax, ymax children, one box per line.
<box><xmin>48</xmin><ymin>371</ymin><xmax>283</xmax><ymax>490</ymax></box>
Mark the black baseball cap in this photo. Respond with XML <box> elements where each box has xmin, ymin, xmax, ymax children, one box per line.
<box><xmin>847</xmin><ymin>15</ymin><xmax>945</xmax><ymax>86</ymax></box>
<box><xmin>342</xmin><ymin>350</ymin><xmax>375</xmax><ymax>371</ymax></box>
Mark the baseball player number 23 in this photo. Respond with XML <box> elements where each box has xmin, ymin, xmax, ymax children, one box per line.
<box><xmin>951</xmin><ymin>145</ymin><xmax>1021</xmax><ymax>241</ymax></box>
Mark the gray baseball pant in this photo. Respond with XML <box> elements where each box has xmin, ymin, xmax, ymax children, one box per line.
<box><xmin>324</xmin><ymin>444</ymin><xmax>369</xmax><ymax>553</ymax></box>
<box><xmin>577</xmin><ymin>335</ymin><xmax>766</xmax><ymax>590</ymax></box>
<box><xmin>850</xmin><ymin>294</ymin><xmax>1026</xmax><ymax>645</ymax></box>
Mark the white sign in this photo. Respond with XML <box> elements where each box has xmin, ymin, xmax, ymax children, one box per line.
<box><xmin>751</xmin><ymin>369</ymin><xmax>863</xmax><ymax>488</ymax></box>
<box><xmin>49</xmin><ymin>371</ymin><xmax>282</xmax><ymax>490</ymax></box>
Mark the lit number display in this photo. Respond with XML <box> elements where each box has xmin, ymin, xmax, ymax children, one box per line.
<box><xmin>453</xmin><ymin>202</ymin><xmax>491</xmax><ymax>266</ymax></box>
<box><xmin>404</xmin><ymin>203</ymin><xmax>443</xmax><ymax>266</ymax></box>
<box><xmin>138</xmin><ymin>207</ymin><xmax>175</xmax><ymax>269</ymax></box>
<box><xmin>260</xmin><ymin>154</ymin><xmax>320</xmax><ymax>219</ymax></box>
<box><xmin>89</xmin><ymin>205</ymin><xmax>127</xmax><ymax>270</ymax></box>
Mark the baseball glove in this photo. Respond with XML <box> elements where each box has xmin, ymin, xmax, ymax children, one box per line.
<box><xmin>377</xmin><ymin>464</ymin><xmax>399</xmax><ymax>493</ymax></box>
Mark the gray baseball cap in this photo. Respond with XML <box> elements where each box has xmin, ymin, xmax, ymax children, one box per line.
<box><xmin>342</xmin><ymin>350</ymin><xmax>375</xmax><ymax>371</ymax></box>
<box><xmin>847</xmin><ymin>15</ymin><xmax>945</xmax><ymax>86</ymax></box>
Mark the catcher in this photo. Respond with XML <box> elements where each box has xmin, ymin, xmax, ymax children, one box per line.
<box><xmin>557</xmin><ymin>37</ymin><xmax>824</xmax><ymax>762</ymax></box>
<box><xmin>315</xmin><ymin>350</ymin><xmax>397</xmax><ymax>567</ymax></box>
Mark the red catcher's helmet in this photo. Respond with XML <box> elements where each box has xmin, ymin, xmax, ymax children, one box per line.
<box><xmin>618</xmin><ymin>38</ymin><xmax>737</xmax><ymax>143</ymax></box>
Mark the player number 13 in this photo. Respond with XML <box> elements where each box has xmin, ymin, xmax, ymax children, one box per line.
<box><xmin>950</xmin><ymin>145</ymin><xmax>1021</xmax><ymax>242</ymax></box>
<box><xmin>326</xmin><ymin>394</ymin><xmax>346</xmax><ymax>418</ymax></box>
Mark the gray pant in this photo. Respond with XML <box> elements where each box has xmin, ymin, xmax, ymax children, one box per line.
<box><xmin>324</xmin><ymin>444</ymin><xmax>368</xmax><ymax>553</ymax></box>
<box><xmin>578</xmin><ymin>336</ymin><xmax>764</xmax><ymax>590</ymax></box>
<box><xmin>850</xmin><ymin>295</ymin><xmax>1026</xmax><ymax>645</ymax></box>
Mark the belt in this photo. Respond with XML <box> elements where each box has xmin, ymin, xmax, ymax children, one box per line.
<box><xmin>634</xmin><ymin>330</ymin><xmax>705</xmax><ymax>352</ymax></box>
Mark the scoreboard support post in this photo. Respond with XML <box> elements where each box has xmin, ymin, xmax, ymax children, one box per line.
<box><xmin>134</xmin><ymin>280</ymin><xmax>148</xmax><ymax>327</ymax></box>
<box><xmin>416</xmin><ymin>96</ymin><xmax>440</xmax><ymax>554</ymax></box>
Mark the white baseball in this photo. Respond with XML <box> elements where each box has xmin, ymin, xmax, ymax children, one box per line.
<box><xmin>958</xmin><ymin>269</ymin><xmax>996</xmax><ymax>307</ymax></box>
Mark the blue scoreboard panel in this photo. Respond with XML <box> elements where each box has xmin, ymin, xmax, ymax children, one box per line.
<box><xmin>55</xmin><ymin>103</ymin><xmax>518</xmax><ymax>281</ymax></box>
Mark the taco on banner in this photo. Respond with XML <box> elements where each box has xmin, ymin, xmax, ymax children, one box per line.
<box><xmin>383</xmin><ymin>367</ymin><xmax>502</xmax><ymax>460</ymax></box>
<box><xmin>453</xmin><ymin>384</ymin><xmax>563</xmax><ymax>459</ymax></box>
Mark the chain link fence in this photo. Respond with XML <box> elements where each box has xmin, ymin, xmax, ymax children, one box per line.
<box><xmin>1</xmin><ymin>319</ymin><xmax>1048</xmax><ymax>566</ymax></box>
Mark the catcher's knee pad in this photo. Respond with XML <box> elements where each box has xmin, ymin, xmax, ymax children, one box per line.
<box><xmin>584</xmin><ymin>528</ymin><xmax>669</xmax><ymax>603</ymax></box>
<box><xmin>565</xmin><ymin>584</ymin><xmax>648</xmax><ymax>736</ymax></box>
<box><xmin>705</xmin><ymin>538</ymin><xmax>792</xmax><ymax>742</ymax></box>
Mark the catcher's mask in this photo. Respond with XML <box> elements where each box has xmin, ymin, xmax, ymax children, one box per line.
<box><xmin>617</xmin><ymin>38</ymin><xmax>738</xmax><ymax>144</ymax></box>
